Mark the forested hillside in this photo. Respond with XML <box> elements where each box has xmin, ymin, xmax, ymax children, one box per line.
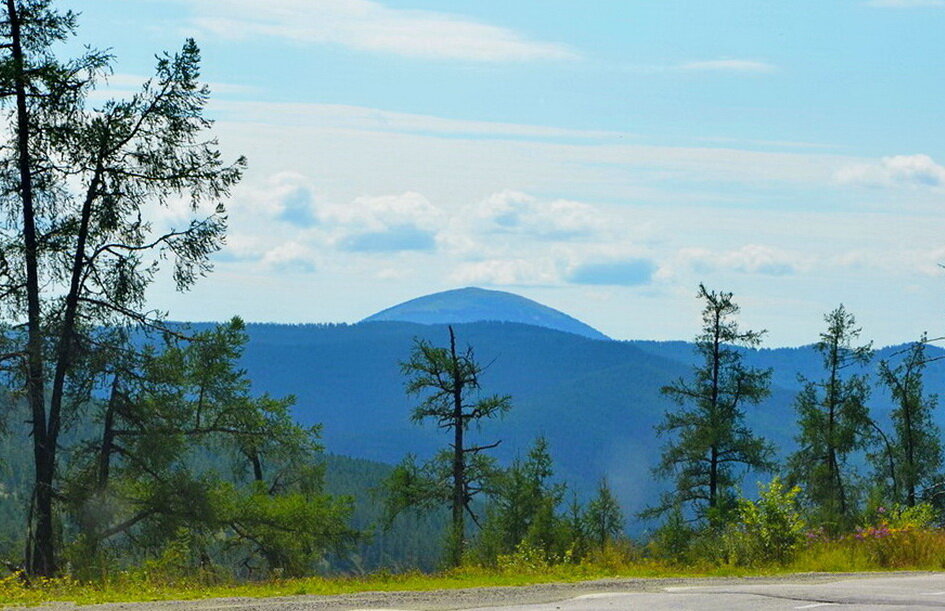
<box><xmin>204</xmin><ymin>320</ymin><xmax>945</xmax><ymax>522</ymax></box>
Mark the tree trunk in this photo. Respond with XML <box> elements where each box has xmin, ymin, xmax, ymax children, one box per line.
<box><xmin>97</xmin><ymin>387</ymin><xmax>118</xmax><ymax>490</ymax></box>
<box><xmin>826</xmin><ymin>340</ymin><xmax>846</xmax><ymax>521</ymax></box>
<box><xmin>904</xmin><ymin>391</ymin><xmax>916</xmax><ymax>506</ymax></box>
<box><xmin>709</xmin><ymin>446</ymin><xmax>718</xmax><ymax>510</ymax></box>
<box><xmin>448</xmin><ymin>326</ymin><xmax>465</xmax><ymax>567</ymax></box>
<box><xmin>6</xmin><ymin>0</ymin><xmax>55</xmax><ymax>577</ymax></box>
<box><xmin>708</xmin><ymin>308</ymin><xmax>721</xmax><ymax>511</ymax></box>
<box><xmin>249</xmin><ymin>447</ymin><xmax>264</xmax><ymax>483</ymax></box>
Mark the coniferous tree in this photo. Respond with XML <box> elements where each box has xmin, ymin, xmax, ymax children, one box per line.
<box><xmin>475</xmin><ymin>436</ymin><xmax>569</xmax><ymax>563</ymax></box>
<box><xmin>383</xmin><ymin>326</ymin><xmax>511</xmax><ymax>567</ymax></box>
<box><xmin>648</xmin><ymin>284</ymin><xmax>774</xmax><ymax>524</ymax></box>
<box><xmin>0</xmin><ymin>0</ymin><xmax>244</xmax><ymax>575</ymax></box>
<box><xmin>63</xmin><ymin>319</ymin><xmax>357</xmax><ymax>578</ymax></box>
<box><xmin>584</xmin><ymin>479</ymin><xmax>624</xmax><ymax>550</ymax></box>
<box><xmin>788</xmin><ymin>305</ymin><xmax>872</xmax><ymax>529</ymax></box>
<box><xmin>877</xmin><ymin>336</ymin><xmax>941</xmax><ymax>507</ymax></box>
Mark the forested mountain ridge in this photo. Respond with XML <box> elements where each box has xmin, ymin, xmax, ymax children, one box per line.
<box><xmin>192</xmin><ymin>319</ymin><xmax>945</xmax><ymax>523</ymax></box>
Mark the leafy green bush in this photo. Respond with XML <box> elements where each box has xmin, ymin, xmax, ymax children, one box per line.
<box><xmin>726</xmin><ymin>478</ymin><xmax>806</xmax><ymax>566</ymax></box>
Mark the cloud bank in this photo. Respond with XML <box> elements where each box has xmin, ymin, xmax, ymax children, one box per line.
<box><xmin>185</xmin><ymin>0</ymin><xmax>578</xmax><ymax>62</ymax></box>
<box><xmin>836</xmin><ymin>154</ymin><xmax>945</xmax><ymax>189</ymax></box>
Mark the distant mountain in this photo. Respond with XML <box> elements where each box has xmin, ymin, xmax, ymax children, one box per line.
<box><xmin>361</xmin><ymin>287</ymin><xmax>609</xmax><ymax>341</ymax></box>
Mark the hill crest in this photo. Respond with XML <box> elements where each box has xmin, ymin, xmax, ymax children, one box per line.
<box><xmin>361</xmin><ymin>287</ymin><xmax>609</xmax><ymax>340</ymax></box>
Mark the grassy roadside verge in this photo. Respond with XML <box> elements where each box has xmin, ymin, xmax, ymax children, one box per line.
<box><xmin>0</xmin><ymin>561</ymin><xmax>926</xmax><ymax>607</ymax></box>
<box><xmin>7</xmin><ymin>525</ymin><xmax>945</xmax><ymax>607</ymax></box>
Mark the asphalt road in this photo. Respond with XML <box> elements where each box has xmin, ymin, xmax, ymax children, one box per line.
<box><xmin>463</xmin><ymin>573</ymin><xmax>945</xmax><ymax>610</ymax></box>
<box><xmin>22</xmin><ymin>572</ymin><xmax>945</xmax><ymax>611</ymax></box>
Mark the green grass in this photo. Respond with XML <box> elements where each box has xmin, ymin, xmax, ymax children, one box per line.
<box><xmin>0</xmin><ymin>562</ymin><xmax>782</xmax><ymax>606</ymax></box>
<box><xmin>0</xmin><ymin>561</ymin><xmax>922</xmax><ymax>607</ymax></box>
<box><xmin>6</xmin><ymin>529</ymin><xmax>945</xmax><ymax>607</ymax></box>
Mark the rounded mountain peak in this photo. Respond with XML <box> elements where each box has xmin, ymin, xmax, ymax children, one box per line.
<box><xmin>361</xmin><ymin>287</ymin><xmax>609</xmax><ymax>341</ymax></box>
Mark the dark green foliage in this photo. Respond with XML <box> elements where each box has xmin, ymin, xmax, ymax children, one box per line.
<box><xmin>649</xmin><ymin>285</ymin><xmax>774</xmax><ymax>524</ymax></box>
<box><xmin>474</xmin><ymin>437</ymin><xmax>571</xmax><ymax>564</ymax></box>
<box><xmin>227</xmin><ymin>482</ymin><xmax>355</xmax><ymax>577</ymax></box>
<box><xmin>61</xmin><ymin>319</ymin><xmax>356</xmax><ymax>578</ymax></box>
<box><xmin>584</xmin><ymin>479</ymin><xmax>624</xmax><ymax>550</ymax></box>
<box><xmin>384</xmin><ymin>326</ymin><xmax>511</xmax><ymax>567</ymax></box>
<box><xmin>876</xmin><ymin>337</ymin><xmax>941</xmax><ymax>507</ymax></box>
<box><xmin>198</xmin><ymin>321</ymin><xmax>945</xmax><ymax>534</ymax></box>
<box><xmin>322</xmin><ymin>454</ymin><xmax>450</xmax><ymax>573</ymax></box>
<box><xmin>472</xmin><ymin>438</ymin><xmax>624</xmax><ymax>566</ymax></box>
<box><xmin>647</xmin><ymin>506</ymin><xmax>694</xmax><ymax>561</ymax></box>
<box><xmin>382</xmin><ymin>453</ymin><xmax>452</xmax><ymax>520</ymax></box>
<box><xmin>788</xmin><ymin>305</ymin><xmax>873</xmax><ymax>530</ymax></box>
<box><xmin>0</xmin><ymin>0</ymin><xmax>243</xmax><ymax>575</ymax></box>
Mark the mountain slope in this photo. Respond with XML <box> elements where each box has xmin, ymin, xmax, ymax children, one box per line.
<box><xmin>361</xmin><ymin>287</ymin><xmax>609</xmax><ymax>340</ymax></box>
<box><xmin>229</xmin><ymin>321</ymin><xmax>945</xmax><ymax>523</ymax></box>
<box><xmin>235</xmin><ymin>321</ymin><xmax>804</xmax><ymax>521</ymax></box>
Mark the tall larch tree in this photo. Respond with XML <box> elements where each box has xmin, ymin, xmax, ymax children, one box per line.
<box><xmin>788</xmin><ymin>305</ymin><xmax>872</xmax><ymax>530</ymax></box>
<box><xmin>383</xmin><ymin>325</ymin><xmax>511</xmax><ymax>567</ymax></box>
<box><xmin>648</xmin><ymin>284</ymin><xmax>774</xmax><ymax>525</ymax></box>
<box><xmin>877</xmin><ymin>336</ymin><xmax>941</xmax><ymax>507</ymax></box>
<box><xmin>0</xmin><ymin>0</ymin><xmax>244</xmax><ymax>575</ymax></box>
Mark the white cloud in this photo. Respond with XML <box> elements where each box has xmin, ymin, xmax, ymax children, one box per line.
<box><xmin>89</xmin><ymin>73</ymin><xmax>258</xmax><ymax>102</ymax></box>
<box><xmin>184</xmin><ymin>0</ymin><xmax>577</xmax><ymax>62</ymax></box>
<box><xmin>677</xmin><ymin>59</ymin><xmax>776</xmax><ymax>73</ymax></box>
<box><xmin>470</xmin><ymin>190</ymin><xmax>608</xmax><ymax>240</ymax></box>
<box><xmin>450</xmin><ymin>258</ymin><xmax>562</xmax><ymax>286</ymax></box>
<box><xmin>221</xmin><ymin>182</ymin><xmax>450</xmax><ymax>263</ymax></box>
<box><xmin>916</xmin><ymin>247</ymin><xmax>945</xmax><ymax>275</ymax></box>
<box><xmin>313</xmin><ymin>191</ymin><xmax>446</xmax><ymax>254</ymax></box>
<box><xmin>319</xmin><ymin>191</ymin><xmax>443</xmax><ymax>234</ymax></box>
<box><xmin>835</xmin><ymin>154</ymin><xmax>945</xmax><ymax>189</ymax></box>
<box><xmin>867</xmin><ymin>0</ymin><xmax>945</xmax><ymax>7</ymax></box>
<box><xmin>219</xmin><ymin>233</ymin><xmax>267</xmax><ymax>261</ymax></box>
<box><xmin>213</xmin><ymin>101</ymin><xmax>622</xmax><ymax>141</ymax></box>
<box><xmin>827</xmin><ymin>250</ymin><xmax>873</xmax><ymax>270</ymax></box>
<box><xmin>671</xmin><ymin>245</ymin><xmax>807</xmax><ymax>277</ymax></box>
<box><xmin>567</xmin><ymin>259</ymin><xmax>656</xmax><ymax>286</ymax></box>
<box><xmin>229</xmin><ymin>172</ymin><xmax>317</xmax><ymax>223</ymax></box>
<box><xmin>825</xmin><ymin>247</ymin><xmax>945</xmax><ymax>277</ymax></box>
<box><xmin>260</xmin><ymin>241</ymin><xmax>317</xmax><ymax>272</ymax></box>
<box><xmin>720</xmin><ymin>244</ymin><xmax>801</xmax><ymax>275</ymax></box>
<box><xmin>210</xmin><ymin>102</ymin><xmax>853</xmax><ymax>211</ymax></box>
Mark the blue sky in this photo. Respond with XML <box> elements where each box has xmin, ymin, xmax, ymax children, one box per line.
<box><xmin>59</xmin><ymin>0</ymin><xmax>945</xmax><ymax>346</ymax></box>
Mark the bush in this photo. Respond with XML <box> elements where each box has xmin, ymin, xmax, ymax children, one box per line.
<box><xmin>726</xmin><ymin>478</ymin><xmax>806</xmax><ymax>566</ymax></box>
<box><xmin>495</xmin><ymin>542</ymin><xmax>556</xmax><ymax>574</ymax></box>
